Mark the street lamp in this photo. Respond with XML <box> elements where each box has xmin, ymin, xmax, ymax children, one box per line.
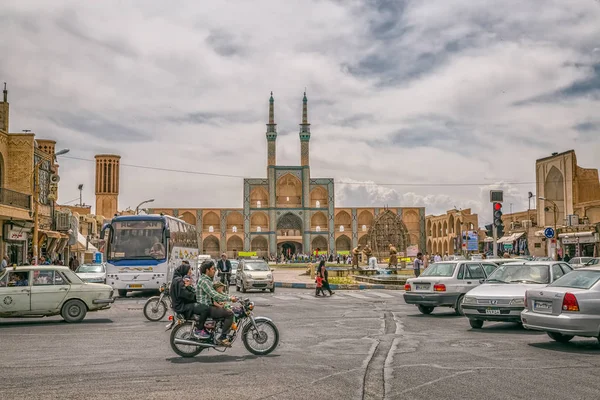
<box><xmin>135</xmin><ymin>199</ymin><xmax>155</xmax><ymax>215</ymax></box>
<box><xmin>32</xmin><ymin>148</ymin><xmax>70</xmax><ymax>265</ymax></box>
<box><xmin>539</xmin><ymin>197</ymin><xmax>558</xmax><ymax>260</ymax></box>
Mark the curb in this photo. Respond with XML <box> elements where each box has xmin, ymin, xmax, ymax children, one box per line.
<box><xmin>275</xmin><ymin>282</ymin><xmax>405</xmax><ymax>290</ymax></box>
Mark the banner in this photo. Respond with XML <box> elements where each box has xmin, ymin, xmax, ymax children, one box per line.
<box><xmin>407</xmin><ymin>245</ymin><xmax>419</xmax><ymax>257</ymax></box>
<box><xmin>238</xmin><ymin>251</ymin><xmax>257</xmax><ymax>257</ymax></box>
<box><xmin>336</xmin><ymin>251</ymin><xmax>350</xmax><ymax>255</ymax></box>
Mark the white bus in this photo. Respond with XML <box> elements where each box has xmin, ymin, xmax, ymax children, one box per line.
<box><xmin>101</xmin><ymin>214</ymin><xmax>199</xmax><ymax>297</ymax></box>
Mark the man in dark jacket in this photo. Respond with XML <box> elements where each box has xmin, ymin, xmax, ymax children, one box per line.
<box><xmin>217</xmin><ymin>253</ymin><xmax>232</xmax><ymax>285</ymax></box>
<box><xmin>170</xmin><ymin>263</ymin><xmax>210</xmax><ymax>338</ymax></box>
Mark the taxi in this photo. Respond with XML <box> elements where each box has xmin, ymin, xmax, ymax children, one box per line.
<box><xmin>0</xmin><ymin>265</ymin><xmax>114</xmax><ymax>322</ymax></box>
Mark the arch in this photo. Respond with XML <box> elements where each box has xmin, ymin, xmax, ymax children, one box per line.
<box><xmin>432</xmin><ymin>241</ymin><xmax>438</xmax><ymax>255</ymax></box>
<box><xmin>403</xmin><ymin>210</ymin><xmax>420</xmax><ymax>232</ymax></box>
<box><xmin>358</xmin><ymin>210</ymin><xmax>374</xmax><ymax>230</ymax></box>
<box><xmin>203</xmin><ymin>211</ymin><xmax>220</xmax><ymax>232</ymax></box>
<box><xmin>427</xmin><ymin>238</ymin><xmax>432</xmax><ymax>254</ymax></box>
<box><xmin>311</xmin><ymin>212</ymin><xmax>327</xmax><ymax>230</ymax></box>
<box><xmin>0</xmin><ymin>152</ymin><xmax>4</xmax><ymax>187</ymax></box>
<box><xmin>336</xmin><ymin>235</ymin><xmax>351</xmax><ymax>252</ymax></box>
<box><xmin>226</xmin><ymin>235</ymin><xmax>243</xmax><ymax>256</ymax></box>
<box><xmin>432</xmin><ymin>222</ymin><xmax>437</xmax><ymax>239</ymax></box>
<box><xmin>335</xmin><ymin>211</ymin><xmax>352</xmax><ymax>232</ymax></box>
<box><xmin>455</xmin><ymin>219</ymin><xmax>461</xmax><ymax>238</ymax></box>
<box><xmin>250</xmin><ymin>187</ymin><xmax>269</xmax><ymax>208</ymax></box>
<box><xmin>544</xmin><ymin>166</ymin><xmax>565</xmax><ymax>224</ymax></box>
<box><xmin>251</xmin><ymin>236</ymin><xmax>269</xmax><ymax>257</ymax></box>
<box><xmin>448</xmin><ymin>215</ymin><xmax>455</xmax><ymax>234</ymax></box>
<box><xmin>227</xmin><ymin>211</ymin><xmax>243</xmax><ymax>232</ymax></box>
<box><xmin>442</xmin><ymin>221</ymin><xmax>448</xmax><ymax>236</ymax></box>
<box><xmin>251</xmin><ymin>212</ymin><xmax>268</xmax><ymax>232</ymax></box>
<box><xmin>311</xmin><ymin>236</ymin><xmax>328</xmax><ymax>252</ymax></box>
<box><xmin>180</xmin><ymin>211</ymin><xmax>196</xmax><ymax>226</ymax></box>
<box><xmin>277</xmin><ymin>212</ymin><xmax>303</xmax><ymax>236</ymax></box>
<box><xmin>203</xmin><ymin>235</ymin><xmax>220</xmax><ymax>257</ymax></box>
<box><xmin>358</xmin><ymin>234</ymin><xmax>369</xmax><ymax>246</ymax></box>
<box><xmin>310</xmin><ymin>186</ymin><xmax>328</xmax><ymax>207</ymax></box>
<box><xmin>426</xmin><ymin>219</ymin><xmax>432</xmax><ymax>237</ymax></box>
<box><xmin>276</xmin><ymin>174</ymin><xmax>302</xmax><ymax>207</ymax></box>
<box><xmin>438</xmin><ymin>222</ymin><xmax>443</xmax><ymax>237</ymax></box>
<box><xmin>410</xmin><ymin>234</ymin><xmax>419</xmax><ymax>246</ymax></box>
<box><xmin>442</xmin><ymin>239</ymin><xmax>449</xmax><ymax>255</ymax></box>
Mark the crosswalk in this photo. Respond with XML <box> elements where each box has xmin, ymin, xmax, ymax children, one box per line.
<box><xmin>251</xmin><ymin>290</ymin><xmax>402</xmax><ymax>303</ymax></box>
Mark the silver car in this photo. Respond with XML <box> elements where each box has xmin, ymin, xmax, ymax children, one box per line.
<box><xmin>522</xmin><ymin>266</ymin><xmax>600</xmax><ymax>343</ymax></box>
<box><xmin>568</xmin><ymin>257</ymin><xmax>594</xmax><ymax>269</ymax></box>
<box><xmin>462</xmin><ymin>261</ymin><xmax>574</xmax><ymax>329</ymax></box>
<box><xmin>75</xmin><ymin>263</ymin><xmax>107</xmax><ymax>284</ymax></box>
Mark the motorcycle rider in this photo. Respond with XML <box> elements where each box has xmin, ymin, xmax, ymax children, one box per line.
<box><xmin>170</xmin><ymin>262</ymin><xmax>210</xmax><ymax>339</ymax></box>
<box><xmin>197</xmin><ymin>260</ymin><xmax>237</xmax><ymax>346</ymax></box>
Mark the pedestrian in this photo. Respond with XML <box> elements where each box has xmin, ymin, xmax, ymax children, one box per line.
<box><xmin>317</xmin><ymin>260</ymin><xmax>334</xmax><ymax>296</ymax></box>
<box><xmin>423</xmin><ymin>252</ymin><xmax>429</xmax><ymax>270</ymax></box>
<box><xmin>0</xmin><ymin>255</ymin><xmax>8</xmax><ymax>274</ymax></box>
<box><xmin>315</xmin><ymin>275</ymin><xmax>325</xmax><ymax>296</ymax></box>
<box><xmin>413</xmin><ymin>253</ymin><xmax>423</xmax><ymax>277</ymax></box>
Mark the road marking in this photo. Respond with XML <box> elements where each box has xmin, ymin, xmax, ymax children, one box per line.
<box><xmin>342</xmin><ymin>292</ymin><xmax>370</xmax><ymax>299</ymax></box>
<box><xmin>366</xmin><ymin>292</ymin><xmax>394</xmax><ymax>298</ymax></box>
<box><xmin>273</xmin><ymin>295</ymin><xmax>300</xmax><ymax>301</ymax></box>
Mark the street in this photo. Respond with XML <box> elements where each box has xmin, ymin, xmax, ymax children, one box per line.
<box><xmin>2</xmin><ymin>290</ymin><xmax>600</xmax><ymax>400</ymax></box>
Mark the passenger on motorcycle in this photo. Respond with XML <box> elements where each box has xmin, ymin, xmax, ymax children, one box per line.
<box><xmin>170</xmin><ymin>263</ymin><xmax>210</xmax><ymax>338</ymax></box>
<box><xmin>197</xmin><ymin>260</ymin><xmax>237</xmax><ymax>346</ymax></box>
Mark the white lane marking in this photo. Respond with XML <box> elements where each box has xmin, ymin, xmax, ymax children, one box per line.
<box><xmin>366</xmin><ymin>292</ymin><xmax>394</xmax><ymax>298</ymax></box>
<box><xmin>342</xmin><ymin>292</ymin><xmax>371</xmax><ymax>299</ymax></box>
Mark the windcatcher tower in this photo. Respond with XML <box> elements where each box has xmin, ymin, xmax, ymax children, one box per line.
<box><xmin>0</xmin><ymin>83</ymin><xmax>9</xmax><ymax>133</ymax></box>
<box><xmin>266</xmin><ymin>92</ymin><xmax>277</xmax><ymax>168</ymax></box>
<box><xmin>95</xmin><ymin>154</ymin><xmax>121</xmax><ymax>217</ymax></box>
<box><xmin>299</xmin><ymin>91</ymin><xmax>311</xmax><ymax>166</ymax></box>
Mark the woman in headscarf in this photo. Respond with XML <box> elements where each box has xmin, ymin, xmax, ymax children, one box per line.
<box><xmin>316</xmin><ymin>260</ymin><xmax>334</xmax><ymax>296</ymax></box>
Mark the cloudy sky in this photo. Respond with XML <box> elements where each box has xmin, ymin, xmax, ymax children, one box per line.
<box><xmin>2</xmin><ymin>0</ymin><xmax>599</xmax><ymax>226</ymax></box>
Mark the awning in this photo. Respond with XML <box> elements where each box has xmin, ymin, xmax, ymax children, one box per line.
<box><xmin>513</xmin><ymin>232</ymin><xmax>526</xmax><ymax>240</ymax></box>
<box><xmin>39</xmin><ymin>229</ymin><xmax>61</xmax><ymax>239</ymax></box>
<box><xmin>70</xmin><ymin>232</ymin><xmax>99</xmax><ymax>253</ymax></box>
<box><xmin>558</xmin><ymin>231</ymin><xmax>594</xmax><ymax>238</ymax></box>
<box><xmin>483</xmin><ymin>237</ymin><xmax>494</xmax><ymax>243</ymax></box>
<box><xmin>497</xmin><ymin>236</ymin><xmax>512</xmax><ymax>244</ymax></box>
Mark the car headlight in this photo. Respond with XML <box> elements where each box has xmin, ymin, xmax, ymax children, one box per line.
<box><xmin>246</xmin><ymin>274</ymin><xmax>253</xmax><ymax>279</ymax></box>
<box><xmin>510</xmin><ymin>298</ymin><xmax>524</xmax><ymax>305</ymax></box>
<box><xmin>267</xmin><ymin>274</ymin><xmax>272</xmax><ymax>280</ymax></box>
<box><xmin>463</xmin><ymin>296</ymin><xmax>476</xmax><ymax>304</ymax></box>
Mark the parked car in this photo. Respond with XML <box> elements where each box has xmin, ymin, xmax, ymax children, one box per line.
<box><xmin>568</xmin><ymin>257</ymin><xmax>594</xmax><ymax>269</ymax></box>
<box><xmin>0</xmin><ymin>265</ymin><xmax>114</xmax><ymax>322</ymax></box>
<box><xmin>584</xmin><ymin>258</ymin><xmax>600</xmax><ymax>267</ymax></box>
<box><xmin>235</xmin><ymin>258</ymin><xmax>275</xmax><ymax>293</ymax></box>
<box><xmin>75</xmin><ymin>263</ymin><xmax>107</xmax><ymax>284</ymax></box>
<box><xmin>521</xmin><ymin>266</ymin><xmax>600</xmax><ymax>343</ymax></box>
<box><xmin>462</xmin><ymin>261</ymin><xmax>573</xmax><ymax>329</ymax></box>
<box><xmin>404</xmin><ymin>260</ymin><xmax>499</xmax><ymax>315</ymax></box>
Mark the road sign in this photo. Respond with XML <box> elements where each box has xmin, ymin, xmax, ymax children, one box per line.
<box><xmin>544</xmin><ymin>227</ymin><xmax>555</xmax><ymax>239</ymax></box>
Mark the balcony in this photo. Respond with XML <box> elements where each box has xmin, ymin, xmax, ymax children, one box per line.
<box><xmin>0</xmin><ymin>187</ymin><xmax>31</xmax><ymax>210</ymax></box>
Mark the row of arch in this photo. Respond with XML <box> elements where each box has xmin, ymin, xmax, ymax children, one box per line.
<box><xmin>426</xmin><ymin>217</ymin><xmax>475</xmax><ymax>239</ymax></box>
<box><xmin>248</xmin><ymin>177</ymin><xmax>329</xmax><ymax>208</ymax></box>
<box><xmin>426</xmin><ymin>238</ymin><xmax>454</xmax><ymax>255</ymax></box>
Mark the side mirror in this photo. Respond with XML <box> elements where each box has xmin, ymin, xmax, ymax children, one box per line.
<box><xmin>479</xmin><ymin>279</ymin><xmax>485</xmax><ymax>284</ymax></box>
<box><xmin>270</xmin><ymin>268</ymin><xmax>274</xmax><ymax>272</ymax></box>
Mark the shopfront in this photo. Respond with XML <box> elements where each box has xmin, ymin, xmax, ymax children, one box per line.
<box><xmin>4</xmin><ymin>227</ymin><xmax>30</xmax><ymax>265</ymax></box>
<box><xmin>560</xmin><ymin>232</ymin><xmax>599</xmax><ymax>258</ymax></box>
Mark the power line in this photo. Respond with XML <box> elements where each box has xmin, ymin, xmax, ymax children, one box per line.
<box><xmin>60</xmin><ymin>155</ymin><xmax>595</xmax><ymax>188</ymax></box>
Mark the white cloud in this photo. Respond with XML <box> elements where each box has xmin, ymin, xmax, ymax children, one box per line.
<box><xmin>1</xmin><ymin>0</ymin><xmax>599</xmax><ymax>222</ymax></box>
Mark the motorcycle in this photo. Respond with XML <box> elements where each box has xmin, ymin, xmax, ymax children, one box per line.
<box><xmin>166</xmin><ymin>298</ymin><xmax>279</xmax><ymax>358</ymax></box>
<box><xmin>143</xmin><ymin>282</ymin><xmax>171</xmax><ymax>321</ymax></box>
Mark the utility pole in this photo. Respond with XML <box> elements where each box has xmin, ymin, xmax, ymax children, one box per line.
<box><xmin>78</xmin><ymin>184</ymin><xmax>84</xmax><ymax>206</ymax></box>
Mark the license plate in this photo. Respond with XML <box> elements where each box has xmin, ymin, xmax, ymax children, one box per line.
<box><xmin>128</xmin><ymin>284</ymin><xmax>143</xmax><ymax>288</ymax></box>
<box><xmin>485</xmin><ymin>308</ymin><xmax>501</xmax><ymax>315</ymax></box>
<box><xmin>415</xmin><ymin>284</ymin><xmax>429</xmax><ymax>290</ymax></box>
<box><xmin>534</xmin><ymin>301</ymin><xmax>552</xmax><ymax>311</ymax></box>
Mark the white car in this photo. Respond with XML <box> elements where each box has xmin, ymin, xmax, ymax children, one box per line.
<box><xmin>568</xmin><ymin>257</ymin><xmax>594</xmax><ymax>269</ymax></box>
<box><xmin>462</xmin><ymin>261</ymin><xmax>574</xmax><ymax>329</ymax></box>
<box><xmin>75</xmin><ymin>263</ymin><xmax>107</xmax><ymax>284</ymax></box>
<box><xmin>404</xmin><ymin>260</ymin><xmax>499</xmax><ymax>315</ymax></box>
<box><xmin>0</xmin><ymin>265</ymin><xmax>115</xmax><ymax>323</ymax></box>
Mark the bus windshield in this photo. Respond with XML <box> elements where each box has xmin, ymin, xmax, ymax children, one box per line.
<box><xmin>109</xmin><ymin>220</ymin><xmax>166</xmax><ymax>261</ymax></box>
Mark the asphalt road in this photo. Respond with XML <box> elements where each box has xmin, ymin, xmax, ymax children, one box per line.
<box><xmin>2</xmin><ymin>290</ymin><xmax>600</xmax><ymax>400</ymax></box>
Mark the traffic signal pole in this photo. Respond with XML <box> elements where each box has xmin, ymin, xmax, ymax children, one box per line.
<box><xmin>492</xmin><ymin>221</ymin><xmax>498</xmax><ymax>258</ymax></box>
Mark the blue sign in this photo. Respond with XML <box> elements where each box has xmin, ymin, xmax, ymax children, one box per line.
<box><xmin>462</xmin><ymin>231</ymin><xmax>479</xmax><ymax>251</ymax></box>
<box><xmin>544</xmin><ymin>227</ymin><xmax>555</xmax><ymax>239</ymax></box>
<box><xmin>94</xmin><ymin>252</ymin><xmax>103</xmax><ymax>264</ymax></box>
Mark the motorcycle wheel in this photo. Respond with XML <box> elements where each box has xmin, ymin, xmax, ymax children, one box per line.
<box><xmin>143</xmin><ymin>297</ymin><xmax>167</xmax><ymax>321</ymax></box>
<box><xmin>170</xmin><ymin>322</ymin><xmax>205</xmax><ymax>358</ymax></box>
<box><xmin>242</xmin><ymin>319</ymin><xmax>279</xmax><ymax>356</ymax></box>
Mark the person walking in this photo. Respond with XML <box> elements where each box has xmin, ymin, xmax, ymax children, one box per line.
<box><xmin>413</xmin><ymin>253</ymin><xmax>424</xmax><ymax>277</ymax></box>
<box><xmin>317</xmin><ymin>260</ymin><xmax>334</xmax><ymax>296</ymax></box>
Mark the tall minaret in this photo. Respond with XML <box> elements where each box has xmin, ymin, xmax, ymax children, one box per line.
<box><xmin>266</xmin><ymin>92</ymin><xmax>277</xmax><ymax>167</ymax></box>
<box><xmin>299</xmin><ymin>91</ymin><xmax>311</xmax><ymax>166</ymax></box>
<box><xmin>0</xmin><ymin>83</ymin><xmax>9</xmax><ymax>133</ymax></box>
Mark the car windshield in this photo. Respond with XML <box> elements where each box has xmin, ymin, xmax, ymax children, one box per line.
<box><xmin>76</xmin><ymin>264</ymin><xmax>104</xmax><ymax>273</ymax></box>
<box><xmin>421</xmin><ymin>263</ymin><xmax>456</xmax><ymax>277</ymax></box>
<box><xmin>486</xmin><ymin>264</ymin><xmax>550</xmax><ymax>284</ymax></box>
<box><xmin>550</xmin><ymin>270</ymin><xmax>600</xmax><ymax>289</ymax></box>
<box><xmin>109</xmin><ymin>220</ymin><xmax>166</xmax><ymax>261</ymax></box>
<box><xmin>230</xmin><ymin>261</ymin><xmax>239</xmax><ymax>269</ymax></box>
<box><xmin>244</xmin><ymin>262</ymin><xmax>269</xmax><ymax>271</ymax></box>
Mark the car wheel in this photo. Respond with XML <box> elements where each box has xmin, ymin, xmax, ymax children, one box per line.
<box><xmin>270</xmin><ymin>287</ymin><xmax>275</xmax><ymax>293</ymax></box>
<box><xmin>118</xmin><ymin>289</ymin><xmax>127</xmax><ymax>297</ymax></box>
<box><xmin>547</xmin><ymin>332</ymin><xmax>574</xmax><ymax>343</ymax></box>
<box><xmin>417</xmin><ymin>305</ymin><xmax>434</xmax><ymax>315</ymax></box>
<box><xmin>469</xmin><ymin>319</ymin><xmax>484</xmax><ymax>329</ymax></box>
<box><xmin>454</xmin><ymin>295</ymin><xmax>465</xmax><ymax>316</ymax></box>
<box><xmin>61</xmin><ymin>299</ymin><xmax>88</xmax><ymax>323</ymax></box>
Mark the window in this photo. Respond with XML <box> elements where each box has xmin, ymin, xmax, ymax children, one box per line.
<box><xmin>457</xmin><ymin>264</ymin><xmax>465</xmax><ymax>279</ymax></box>
<box><xmin>33</xmin><ymin>270</ymin><xmax>67</xmax><ymax>286</ymax></box>
<box><xmin>232</xmin><ymin>226</ymin><xmax>238</xmax><ymax>233</ymax></box>
<box><xmin>481</xmin><ymin>263</ymin><xmax>498</xmax><ymax>277</ymax></box>
<box><xmin>466</xmin><ymin>264</ymin><xmax>485</xmax><ymax>279</ymax></box>
<box><xmin>339</xmin><ymin>225</ymin><xmax>345</xmax><ymax>232</ymax></box>
<box><xmin>552</xmin><ymin>264</ymin><xmax>565</xmax><ymax>281</ymax></box>
<box><xmin>362</xmin><ymin>225</ymin><xmax>367</xmax><ymax>232</ymax></box>
<box><xmin>559</xmin><ymin>263</ymin><xmax>573</xmax><ymax>273</ymax></box>
<box><xmin>550</xmin><ymin>270</ymin><xmax>600</xmax><ymax>289</ymax></box>
<box><xmin>316</xmin><ymin>226</ymin><xmax>321</xmax><ymax>232</ymax></box>
<box><xmin>0</xmin><ymin>271</ymin><xmax>29</xmax><ymax>287</ymax></box>
<box><xmin>315</xmin><ymin>201</ymin><xmax>320</xmax><ymax>208</ymax></box>
<box><xmin>208</xmin><ymin>226</ymin><xmax>214</xmax><ymax>233</ymax></box>
<box><xmin>257</xmin><ymin>226</ymin><xmax>262</xmax><ymax>232</ymax></box>
<box><xmin>257</xmin><ymin>201</ymin><xmax>261</xmax><ymax>208</ymax></box>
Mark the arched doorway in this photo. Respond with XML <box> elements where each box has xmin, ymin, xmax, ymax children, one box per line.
<box><xmin>279</xmin><ymin>241</ymin><xmax>302</xmax><ymax>258</ymax></box>
<box><xmin>311</xmin><ymin>236</ymin><xmax>328</xmax><ymax>254</ymax></box>
<box><xmin>544</xmin><ymin>166</ymin><xmax>565</xmax><ymax>225</ymax></box>
<box><xmin>277</xmin><ymin>212</ymin><xmax>303</xmax><ymax>237</ymax></box>
<box><xmin>335</xmin><ymin>235</ymin><xmax>352</xmax><ymax>252</ymax></box>
<box><xmin>250</xmin><ymin>236</ymin><xmax>269</xmax><ymax>258</ymax></box>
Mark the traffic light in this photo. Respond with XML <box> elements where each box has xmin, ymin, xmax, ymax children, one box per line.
<box><xmin>485</xmin><ymin>224</ymin><xmax>493</xmax><ymax>237</ymax></box>
<box><xmin>493</xmin><ymin>202</ymin><xmax>504</xmax><ymax>237</ymax></box>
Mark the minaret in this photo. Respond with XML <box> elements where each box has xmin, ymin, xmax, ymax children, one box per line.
<box><xmin>0</xmin><ymin>83</ymin><xmax>9</xmax><ymax>133</ymax></box>
<box><xmin>299</xmin><ymin>91</ymin><xmax>311</xmax><ymax>166</ymax></box>
<box><xmin>266</xmin><ymin>92</ymin><xmax>277</xmax><ymax>167</ymax></box>
<box><xmin>95</xmin><ymin>154</ymin><xmax>121</xmax><ymax>217</ymax></box>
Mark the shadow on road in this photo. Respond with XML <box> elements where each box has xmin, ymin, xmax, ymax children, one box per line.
<box><xmin>468</xmin><ymin>323</ymin><xmax>543</xmax><ymax>335</ymax></box>
<box><xmin>407</xmin><ymin>312</ymin><xmax>462</xmax><ymax>319</ymax></box>
<box><xmin>166</xmin><ymin>354</ymin><xmax>281</xmax><ymax>364</ymax></box>
<box><xmin>0</xmin><ymin>318</ymin><xmax>113</xmax><ymax>327</ymax></box>
<box><xmin>528</xmin><ymin>340</ymin><xmax>600</xmax><ymax>354</ymax></box>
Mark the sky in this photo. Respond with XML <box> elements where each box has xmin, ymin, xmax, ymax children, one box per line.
<box><xmin>2</xmin><ymin>0</ymin><xmax>600</xmax><ymax>227</ymax></box>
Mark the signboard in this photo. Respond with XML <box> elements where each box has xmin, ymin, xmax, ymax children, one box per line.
<box><xmin>336</xmin><ymin>251</ymin><xmax>350</xmax><ymax>255</ymax></box>
<box><xmin>544</xmin><ymin>227</ymin><xmax>555</xmax><ymax>239</ymax></box>
<box><xmin>503</xmin><ymin>243</ymin><xmax>513</xmax><ymax>250</ymax></box>
<box><xmin>6</xmin><ymin>230</ymin><xmax>27</xmax><ymax>241</ymax></box>
<box><xmin>462</xmin><ymin>231</ymin><xmax>479</xmax><ymax>251</ymax></box>
<box><xmin>238</xmin><ymin>251</ymin><xmax>257</xmax><ymax>257</ymax></box>
<box><xmin>562</xmin><ymin>236</ymin><xmax>597</xmax><ymax>244</ymax></box>
<box><xmin>94</xmin><ymin>252</ymin><xmax>102</xmax><ymax>264</ymax></box>
<box><xmin>407</xmin><ymin>245</ymin><xmax>419</xmax><ymax>257</ymax></box>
